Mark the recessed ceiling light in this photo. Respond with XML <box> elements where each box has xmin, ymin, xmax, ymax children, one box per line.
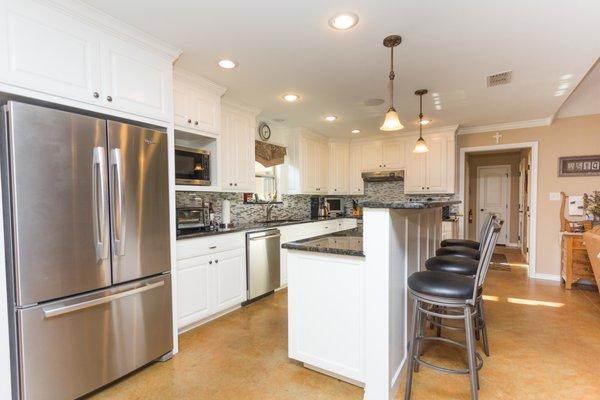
<box><xmin>351</xmin><ymin>129</ymin><xmax>361</xmax><ymax>134</ymax></box>
<box><xmin>329</xmin><ymin>13</ymin><xmax>359</xmax><ymax>30</ymax></box>
<box><xmin>324</xmin><ymin>115</ymin><xmax>337</xmax><ymax>122</ymax></box>
<box><xmin>282</xmin><ymin>93</ymin><xmax>299</xmax><ymax>102</ymax></box>
<box><xmin>419</xmin><ymin>119</ymin><xmax>430</xmax><ymax>125</ymax></box>
<box><xmin>218</xmin><ymin>59</ymin><xmax>237</xmax><ymax>69</ymax></box>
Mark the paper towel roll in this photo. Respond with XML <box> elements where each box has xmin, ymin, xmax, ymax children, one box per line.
<box><xmin>222</xmin><ymin>199</ymin><xmax>231</xmax><ymax>225</ymax></box>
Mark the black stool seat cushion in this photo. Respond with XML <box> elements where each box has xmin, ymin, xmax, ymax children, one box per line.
<box><xmin>440</xmin><ymin>238</ymin><xmax>479</xmax><ymax>250</ymax></box>
<box><xmin>436</xmin><ymin>246</ymin><xmax>480</xmax><ymax>260</ymax></box>
<box><xmin>408</xmin><ymin>271</ymin><xmax>475</xmax><ymax>300</ymax></box>
<box><xmin>425</xmin><ymin>255</ymin><xmax>478</xmax><ymax>276</ymax></box>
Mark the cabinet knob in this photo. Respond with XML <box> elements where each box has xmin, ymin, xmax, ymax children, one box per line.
<box><xmin>422</xmin><ymin>187</ymin><xmax>425</xmax><ymax>190</ymax></box>
<box><xmin>107</xmin><ymin>96</ymin><xmax>113</xmax><ymax>102</ymax></box>
<box><xmin>194</xmin><ymin>120</ymin><xmax>199</xmax><ymax>126</ymax></box>
<box><xmin>234</xmin><ymin>183</ymin><xmax>238</xmax><ymax>186</ymax></box>
<box><xmin>187</xmin><ymin>119</ymin><xmax>192</xmax><ymax>124</ymax></box>
<box><xmin>334</xmin><ymin>189</ymin><xmax>337</xmax><ymax>191</ymax></box>
<box><xmin>229</xmin><ymin>183</ymin><xmax>233</xmax><ymax>186</ymax></box>
<box><xmin>215</xmin><ymin>259</ymin><xmax>219</xmax><ymax>264</ymax></box>
<box><xmin>209</xmin><ymin>260</ymin><xmax>213</xmax><ymax>264</ymax></box>
<box><xmin>93</xmin><ymin>91</ymin><xmax>99</xmax><ymax>98</ymax></box>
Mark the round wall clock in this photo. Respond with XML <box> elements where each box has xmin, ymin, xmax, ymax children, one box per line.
<box><xmin>258</xmin><ymin>122</ymin><xmax>271</xmax><ymax>141</ymax></box>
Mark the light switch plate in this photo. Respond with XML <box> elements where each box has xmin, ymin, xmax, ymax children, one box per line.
<box><xmin>549</xmin><ymin>192</ymin><xmax>561</xmax><ymax>201</ymax></box>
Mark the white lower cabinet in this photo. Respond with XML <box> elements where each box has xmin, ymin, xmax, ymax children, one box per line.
<box><xmin>176</xmin><ymin>233</ymin><xmax>246</xmax><ymax>330</ymax></box>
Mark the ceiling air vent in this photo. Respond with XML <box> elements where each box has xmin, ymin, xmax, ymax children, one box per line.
<box><xmin>487</xmin><ymin>70</ymin><xmax>512</xmax><ymax>87</ymax></box>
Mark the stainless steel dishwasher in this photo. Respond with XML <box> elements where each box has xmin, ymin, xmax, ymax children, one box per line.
<box><xmin>245</xmin><ymin>228</ymin><xmax>281</xmax><ymax>303</ymax></box>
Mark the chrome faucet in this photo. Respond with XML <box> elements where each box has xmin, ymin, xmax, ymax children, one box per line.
<box><xmin>264</xmin><ymin>192</ymin><xmax>277</xmax><ymax>221</ymax></box>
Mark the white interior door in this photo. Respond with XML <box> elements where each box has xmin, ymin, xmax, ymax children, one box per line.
<box><xmin>477</xmin><ymin>165</ymin><xmax>510</xmax><ymax>245</ymax></box>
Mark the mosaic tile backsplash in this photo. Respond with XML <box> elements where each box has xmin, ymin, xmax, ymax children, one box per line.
<box><xmin>176</xmin><ymin>181</ymin><xmax>456</xmax><ymax>225</ymax></box>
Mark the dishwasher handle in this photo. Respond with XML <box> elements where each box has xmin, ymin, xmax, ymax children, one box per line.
<box><xmin>249</xmin><ymin>233</ymin><xmax>281</xmax><ymax>241</ymax></box>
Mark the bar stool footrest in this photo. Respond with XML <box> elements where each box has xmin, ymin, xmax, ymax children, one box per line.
<box><xmin>413</xmin><ymin>335</ymin><xmax>483</xmax><ymax>374</ymax></box>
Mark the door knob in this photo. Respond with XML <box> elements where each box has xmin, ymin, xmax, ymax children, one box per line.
<box><xmin>106</xmin><ymin>96</ymin><xmax>113</xmax><ymax>102</ymax></box>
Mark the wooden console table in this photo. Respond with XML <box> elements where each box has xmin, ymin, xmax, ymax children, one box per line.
<box><xmin>560</xmin><ymin>232</ymin><xmax>596</xmax><ymax>289</ymax></box>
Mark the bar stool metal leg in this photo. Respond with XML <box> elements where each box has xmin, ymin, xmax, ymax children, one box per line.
<box><xmin>464</xmin><ymin>306</ymin><xmax>479</xmax><ymax>400</ymax></box>
<box><xmin>404</xmin><ymin>298</ymin><xmax>420</xmax><ymax>400</ymax></box>
<box><xmin>478</xmin><ymin>300</ymin><xmax>490</xmax><ymax>357</ymax></box>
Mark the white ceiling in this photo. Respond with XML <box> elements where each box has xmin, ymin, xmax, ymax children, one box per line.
<box><xmin>81</xmin><ymin>0</ymin><xmax>600</xmax><ymax>138</ymax></box>
<box><xmin>557</xmin><ymin>59</ymin><xmax>600</xmax><ymax>119</ymax></box>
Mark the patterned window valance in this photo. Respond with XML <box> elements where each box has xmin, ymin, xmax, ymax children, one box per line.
<box><xmin>255</xmin><ymin>140</ymin><xmax>287</xmax><ymax>167</ymax></box>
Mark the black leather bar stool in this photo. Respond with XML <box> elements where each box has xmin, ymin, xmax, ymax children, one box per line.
<box><xmin>435</xmin><ymin>214</ymin><xmax>496</xmax><ymax>259</ymax></box>
<box><xmin>404</xmin><ymin>221</ymin><xmax>501</xmax><ymax>400</ymax></box>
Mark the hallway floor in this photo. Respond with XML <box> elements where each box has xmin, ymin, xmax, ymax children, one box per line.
<box><xmin>90</xmin><ymin>248</ymin><xmax>600</xmax><ymax>400</ymax></box>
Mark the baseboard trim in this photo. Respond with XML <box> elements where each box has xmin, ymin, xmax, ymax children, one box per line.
<box><xmin>507</xmin><ymin>242</ymin><xmax>519</xmax><ymax>248</ymax></box>
<box><xmin>532</xmin><ymin>273</ymin><xmax>561</xmax><ymax>282</ymax></box>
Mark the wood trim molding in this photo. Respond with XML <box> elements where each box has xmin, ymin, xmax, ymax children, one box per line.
<box><xmin>457</xmin><ymin>117</ymin><xmax>553</xmax><ymax>135</ymax></box>
<box><xmin>174</xmin><ymin>67</ymin><xmax>228</xmax><ymax>96</ymax></box>
<box><xmin>350</xmin><ymin>124</ymin><xmax>459</xmax><ymax>144</ymax></box>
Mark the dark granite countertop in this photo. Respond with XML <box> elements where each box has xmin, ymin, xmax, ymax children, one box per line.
<box><xmin>360</xmin><ymin>200</ymin><xmax>461</xmax><ymax>209</ymax></box>
<box><xmin>281</xmin><ymin>228</ymin><xmax>364</xmax><ymax>257</ymax></box>
<box><xmin>176</xmin><ymin>216</ymin><xmax>362</xmax><ymax>240</ymax></box>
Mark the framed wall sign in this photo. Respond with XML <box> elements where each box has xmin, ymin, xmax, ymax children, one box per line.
<box><xmin>558</xmin><ymin>155</ymin><xmax>600</xmax><ymax>177</ymax></box>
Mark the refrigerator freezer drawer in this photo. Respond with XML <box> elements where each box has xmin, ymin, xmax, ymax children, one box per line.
<box><xmin>17</xmin><ymin>274</ymin><xmax>173</xmax><ymax>400</ymax></box>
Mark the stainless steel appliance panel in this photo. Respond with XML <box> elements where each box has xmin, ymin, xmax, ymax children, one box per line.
<box><xmin>17</xmin><ymin>274</ymin><xmax>173</xmax><ymax>400</ymax></box>
<box><xmin>108</xmin><ymin>121</ymin><xmax>170</xmax><ymax>283</ymax></box>
<box><xmin>3</xmin><ymin>102</ymin><xmax>111</xmax><ymax>306</ymax></box>
<box><xmin>174</xmin><ymin>145</ymin><xmax>211</xmax><ymax>186</ymax></box>
<box><xmin>246</xmin><ymin>229</ymin><xmax>281</xmax><ymax>300</ymax></box>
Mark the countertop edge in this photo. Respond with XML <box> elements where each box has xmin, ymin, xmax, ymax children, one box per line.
<box><xmin>360</xmin><ymin>200</ymin><xmax>461</xmax><ymax>209</ymax></box>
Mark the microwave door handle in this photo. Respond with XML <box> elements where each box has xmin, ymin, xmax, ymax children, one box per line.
<box><xmin>92</xmin><ymin>147</ymin><xmax>108</xmax><ymax>261</ymax></box>
<box><xmin>110</xmin><ymin>148</ymin><xmax>126</xmax><ymax>256</ymax></box>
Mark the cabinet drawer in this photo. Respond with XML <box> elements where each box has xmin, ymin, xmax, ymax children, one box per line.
<box><xmin>572</xmin><ymin>236</ymin><xmax>586</xmax><ymax>250</ymax></box>
<box><xmin>176</xmin><ymin>233</ymin><xmax>244</xmax><ymax>260</ymax></box>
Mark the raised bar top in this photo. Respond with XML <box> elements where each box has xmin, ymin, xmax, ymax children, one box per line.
<box><xmin>360</xmin><ymin>200</ymin><xmax>461</xmax><ymax>209</ymax></box>
<box><xmin>282</xmin><ymin>228</ymin><xmax>364</xmax><ymax>257</ymax></box>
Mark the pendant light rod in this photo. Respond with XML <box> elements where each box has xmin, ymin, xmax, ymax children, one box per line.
<box><xmin>413</xmin><ymin>89</ymin><xmax>430</xmax><ymax>153</ymax></box>
<box><xmin>380</xmin><ymin>35</ymin><xmax>404</xmax><ymax>132</ymax></box>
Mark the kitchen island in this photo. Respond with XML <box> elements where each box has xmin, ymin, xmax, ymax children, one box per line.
<box><xmin>283</xmin><ymin>200</ymin><xmax>460</xmax><ymax>400</ymax></box>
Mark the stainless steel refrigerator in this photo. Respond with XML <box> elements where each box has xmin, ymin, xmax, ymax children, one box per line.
<box><xmin>1</xmin><ymin>101</ymin><xmax>172</xmax><ymax>400</ymax></box>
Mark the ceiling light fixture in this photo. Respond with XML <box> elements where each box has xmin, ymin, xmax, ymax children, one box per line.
<box><xmin>282</xmin><ymin>93</ymin><xmax>299</xmax><ymax>102</ymax></box>
<box><xmin>380</xmin><ymin>35</ymin><xmax>404</xmax><ymax>131</ymax></box>
<box><xmin>413</xmin><ymin>89</ymin><xmax>430</xmax><ymax>153</ymax></box>
<box><xmin>329</xmin><ymin>13</ymin><xmax>359</xmax><ymax>30</ymax></box>
<box><xmin>351</xmin><ymin>129</ymin><xmax>361</xmax><ymax>134</ymax></box>
<box><xmin>419</xmin><ymin>119</ymin><xmax>430</xmax><ymax>125</ymax></box>
<box><xmin>325</xmin><ymin>115</ymin><xmax>337</xmax><ymax>122</ymax></box>
<box><xmin>218</xmin><ymin>59</ymin><xmax>237</xmax><ymax>69</ymax></box>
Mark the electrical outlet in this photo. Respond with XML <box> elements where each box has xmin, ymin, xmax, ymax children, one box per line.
<box><xmin>549</xmin><ymin>192</ymin><xmax>561</xmax><ymax>201</ymax></box>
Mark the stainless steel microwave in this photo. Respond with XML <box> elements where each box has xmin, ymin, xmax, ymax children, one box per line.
<box><xmin>324</xmin><ymin>197</ymin><xmax>344</xmax><ymax>217</ymax></box>
<box><xmin>175</xmin><ymin>145</ymin><xmax>210</xmax><ymax>186</ymax></box>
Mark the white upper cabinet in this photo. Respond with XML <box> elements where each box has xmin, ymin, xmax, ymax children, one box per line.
<box><xmin>349</xmin><ymin>144</ymin><xmax>364</xmax><ymax>195</ymax></box>
<box><xmin>221</xmin><ymin>100</ymin><xmax>259</xmax><ymax>192</ymax></box>
<box><xmin>360</xmin><ymin>140</ymin><xmax>405</xmax><ymax>171</ymax></box>
<box><xmin>328</xmin><ymin>142</ymin><xmax>349</xmax><ymax>194</ymax></box>
<box><xmin>173</xmin><ymin>69</ymin><xmax>226</xmax><ymax>134</ymax></box>
<box><xmin>404</xmin><ymin>130</ymin><xmax>456</xmax><ymax>194</ymax></box>
<box><xmin>100</xmin><ymin>38</ymin><xmax>172</xmax><ymax>121</ymax></box>
<box><xmin>287</xmin><ymin>130</ymin><xmax>329</xmax><ymax>195</ymax></box>
<box><xmin>0</xmin><ymin>0</ymin><xmax>181</xmax><ymax>122</ymax></box>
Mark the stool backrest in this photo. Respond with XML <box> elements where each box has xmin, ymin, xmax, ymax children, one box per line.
<box><xmin>478</xmin><ymin>213</ymin><xmax>496</xmax><ymax>250</ymax></box>
<box><xmin>471</xmin><ymin>220</ymin><xmax>503</xmax><ymax>304</ymax></box>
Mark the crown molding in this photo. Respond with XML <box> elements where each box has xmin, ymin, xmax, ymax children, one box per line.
<box><xmin>222</xmin><ymin>96</ymin><xmax>262</xmax><ymax>117</ymax></box>
<box><xmin>457</xmin><ymin>117</ymin><xmax>553</xmax><ymax>135</ymax></box>
<box><xmin>45</xmin><ymin>0</ymin><xmax>182</xmax><ymax>61</ymax></box>
<box><xmin>350</xmin><ymin>124</ymin><xmax>459</xmax><ymax>143</ymax></box>
<box><xmin>174</xmin><ymin>67</ymin><xmax>228</xmax><ymax>96</ymax></box>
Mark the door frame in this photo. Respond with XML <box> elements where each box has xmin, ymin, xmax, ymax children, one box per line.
<box><xmin>458</xmin><ymin>141</ymin><xmax>538</xmax><ymax>279</ymax></box>
<box><xmin>475</xmin><ymin>164</ymin><xmax>511</xmax><ymax>245</ymax></box>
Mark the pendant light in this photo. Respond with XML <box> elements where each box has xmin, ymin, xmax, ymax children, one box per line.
<box><xmin>380</xmin><ymin>35</ymin><xmax>404</xmax><ymax>131</ymax></box>
<box><xmin>413</xmin><ymin>89</ymin><xmax>430</xmax><ymax>153</ymax></box>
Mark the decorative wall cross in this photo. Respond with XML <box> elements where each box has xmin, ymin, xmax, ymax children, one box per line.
<box><xmin>493</xmin><ymin>132</ymin><xmax>503</xmax><ymax>144</ymax></box>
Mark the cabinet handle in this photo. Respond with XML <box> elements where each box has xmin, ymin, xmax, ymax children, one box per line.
<box><xmin>93</xmin><ymin>91</ymin><xmax>99</xmax><ymax>98</ymax></box>
<box><xmin>107</xmin><ymin>96</ymin><xmax>113</xmax><ymax>102</ymax></box>
<box><xmin>422</xmin><ymin>187</ymin><xmax>425</xmax><ymax>190</ymax></box>
<box><xmin>209</xmin><ymin>246</ymin><xmax>217</xmax><ymax>249</ymax></box>
<box><xmin>194</xmin><ymin>120</ymin><xmax>199</xmax><ymax>126</ymax></box>
<box><xmin>187</xmin><ymin>119</ymin><xmax>192</xmax><ymax>124</ymax></box>
<box><xmin>234</xmin><ymin>183</ymin><xmax>238</xmax><ymax>186</ymax></box>
<box><xmin>334</xmin><ymin>189</ymin><xmax>337</xmax><ymax>191</ymax></box>
<box><xmin>209</xmin><ymin>260</ymin><xmax>213</xmax><ymax>264</ymax></box>
<box><xmin>215</xmin><ymin>259</ymin><xmax>219</xmax><ymax>264</ymax></box>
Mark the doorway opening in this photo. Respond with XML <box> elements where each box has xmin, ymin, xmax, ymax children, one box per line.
<box><xmin>459</xmin><ymin>142</ymin><xmax>538</xmax><ymax>278</ymax></box>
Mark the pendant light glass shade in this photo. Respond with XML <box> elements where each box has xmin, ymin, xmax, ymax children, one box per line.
<box><xmin>380</xmin><ymin>107</ymin><xmax>404</xmax><ymax>131</ymax></box>
<box><xmin>413</xmin><ymin>136</ymin><xmax>429</xmax><ymax>153</ymax></box>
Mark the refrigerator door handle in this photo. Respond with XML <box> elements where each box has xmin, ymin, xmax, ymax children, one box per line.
<box><xmin>110</xmin><ymin>148</ymin><xmax>126</xmax><ymax>256</ymax></box>
<box><xmin>92</xmin><ymin>147</ymin><xmax>108</xmax><ymax>261</ymax></box>
<box><xmin>42</xmin><ymin>280</ymin><xmax>165</xmax><ymax>318</ymax></box>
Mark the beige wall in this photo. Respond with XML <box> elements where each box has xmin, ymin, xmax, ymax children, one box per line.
<box><xmin>458</xmin><ymin>114</ymin><xmax>600</xmax><ymax>276</ymax></box>
<box><xmin>467</xmin><ymin>152</ymin><xmax>522</xmax><ymax>243</ymax></box>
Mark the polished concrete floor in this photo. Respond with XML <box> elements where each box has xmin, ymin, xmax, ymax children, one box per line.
<box><xmin>90</xmin><ymin>248</ymin><xmax>600</xmax><ymax>400</ymax></box>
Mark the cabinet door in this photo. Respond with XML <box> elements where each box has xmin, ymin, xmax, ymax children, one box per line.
<box><xmin>300</xmin><ymin>137</ymin><xmax>318</xmax><ymax>193</ymax></box>
<box><xmin>177</xmin><ymin>257</ymin><xmax>211</xmax><ymax>328</ymax></box>
<box><xmin>349</xmin><ymin>145</ymin><xmax>364</xmax><ymax>195</ymax></box>
<box><xmin>173</xmin><ymin>81</ymin><xmax>190</xmax><ymax>128</ymax></box>
<box><xmin>404</xmin><ymin>139</ymin><xmax>427</xmax><ymax>193</ymax></box>
<box><xmin>188</xmin><ymin>88</ymin><xmax>220</xmax><ymax>134</ymax></box>
<box><xmin>317</xmin><ymin>142</ymin><xmax>329</xmax><ymax>193</ymax></box>
<box><xmin>0</xmin><ymin>0</ymin><xmax>102</xmax><ymax>105</ymax></box>
<box><xmin>425</xmin><ymin>135</ymin><xmax>448</xmax><ymax>193</ymax></box>
<box><xmin>222</xmin><ymin>109</ymin><xmax>255</xmax><ymax>192</ymax></box>
<box><xmin>329</xmin><ymin>142</ymin><xmax>348</xmax><ymax>194</ymax></box>
<box><xmin>361</xmin><ymin>142</ymin><xmax>383</xmax><ymax>170</ymax></box>
<box><xmin>101</xmin><ymin>37</ymin><xmax>172</xmax><ymax>121</ymax></box>
<box><xmin>381</xmin><ymin>138</ymin><xmax>405</xmax><ymax>169</ymax></box>
<box><xmin>212</xmin><ymin>249</ymin><xmax>246</xmax><ymax>313</ymax></box>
